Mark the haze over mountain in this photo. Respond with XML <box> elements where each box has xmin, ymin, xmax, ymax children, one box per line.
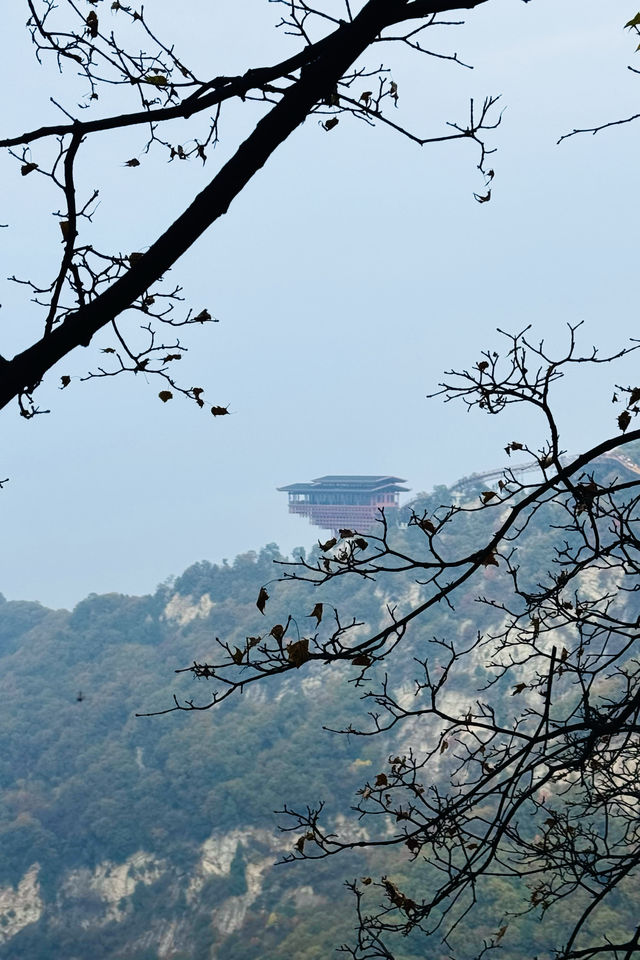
<box><xmin>0</xmin><ymin>464</ymin><xmax>637</xmax><ymax>960</ymax></box>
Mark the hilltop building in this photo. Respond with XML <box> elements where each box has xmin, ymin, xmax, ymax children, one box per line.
<box><xmin>278</xmin><ymin>475</ymin><xmax>409</xmax><ymax>536</ymax></box>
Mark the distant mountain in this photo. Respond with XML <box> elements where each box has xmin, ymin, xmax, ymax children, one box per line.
<box><xmin>1</xmin><ymin>455</ymin><xmax>638</xmax><ymax>960</ymax></box>
<box><xmin>0</xmin><ymin>542</ymin><xmax>384</xmax><ymax>960</ymax></box>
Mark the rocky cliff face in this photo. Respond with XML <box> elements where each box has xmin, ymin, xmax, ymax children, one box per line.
<box><xmin>0</xmin><ymin>865</ymin><xmax>42</xmax><ymax>945</ymax></box>
<box><xmin>0</xmin><ymin>827</ymin><xmax>309</xmax><ymax>958</ymax></box>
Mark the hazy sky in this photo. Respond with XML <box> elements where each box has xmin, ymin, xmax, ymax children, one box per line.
<box><xmin>1</xmin><ymin>0</ymin><xmax>639</xmax><ymax>608</ymax></box>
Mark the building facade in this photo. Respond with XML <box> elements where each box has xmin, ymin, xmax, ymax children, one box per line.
<box><xmin>278</xmin><ymin>475</ymin><xmax>409</xmax><ymax>535</ymax></box>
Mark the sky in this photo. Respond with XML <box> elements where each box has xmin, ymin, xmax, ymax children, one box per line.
<box><xmin>1</xmin><ymin>0</ymin><xmax>639</xmax><ymax>609</ymax></box>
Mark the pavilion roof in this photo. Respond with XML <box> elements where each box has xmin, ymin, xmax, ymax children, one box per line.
<box><xmin>278</xmin><ymin>475</ymin><xmax>409</xmax><ymax>493</ymax></box>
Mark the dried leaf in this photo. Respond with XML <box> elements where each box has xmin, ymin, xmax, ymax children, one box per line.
<box><xmin>231</xmin><ymin>647</ymin><xmax>244</xmax><ymax>665</ymax></box>
<box><xmin>374</xmin><ymin>773</ymin><xmax>388</xmax><ymax>787</ymax></box>
<box><xmin>86</xmin><ymin>10</ymin><xmax>98</xmax><ymax>37</ymax></box>
<box><xmin>354</xmin><ymin>538</ymin><xmax>368</xmax><ymax>551</ymax></box>
<box><xmin>295</xmin><ymin>836</ymin><xmax>305</xmax><ymax>853</ymax></box>
<box><xmin>618</xmin><ymin>410</ymin><xmax>632</xmax><ymax>432</ymax></box>
<box><xmin>481</xmin><ymin>490</ymin><xmax>497</xmax><ymax>504</ymax></box>
<box><xmin>511</xmin><ymin>683</ymin><xmax>527</xmax><ymax>695</ymax></box>
<box><xmin>146</xmin><ymin>74</ymin><xmax>168</xmax><ymax>86</ymax></box>
<box><xmin>339</xmin><ymin>529</ymin><xmax>355</xmax><ymax>539</ymax></box>
<box><xmin>59</xmin><ymin>220</ymin><xmax>71</xmax><ymax>240</ymax></box>
<box><xmin>322</xmin><ymin>117</ymin><xmax>339</xmax><ymax>131</ymax></box>
<box><xmin>308</xmin><ymin>603</ymin><xmax>323</xmax><ymax>627</ymax></box>
<box><xmin>440</xmin><ymin>739</ymin><xmax>449</xmax><ymax>754</ymax></box>
<box><xmin>211</xmin><ymin>405</ymin><xmax>230</xmax><ymax>416</ymax></box>
<box><xmin>256</xmin><ymin>587</ymin><xmax>269</xmax><ymax>614</ymax></box>
<box><xmin>318</xmin><ymin>537</ymin><xmax>337</xmax><ymax>552</ymax></box>
<box><xmin>194</xmin><ymin>309</ymin><xmax>212</xmax><ymax>322</ymax></box>
<box><xmin>125</xmin><ymin>158</ymin><xmax>140</xmax><ymax>167</ymax></box>
<box><xmin>505</xmin><ymin>440</ymin><xmax>524</xmax><ymax>456</ymax></box>
<box><xmin>352</xmin><ymin>654</ymin><xmax>371</xmax><ymax>667</ymax></box>
<box><xmin>477</xmin><ymin>360</ymin><xmax>489</xmax><ymax>371</ymax></box>
<box><xmin>474</xmin><ymin>190</ymin><xmax>491</xmax><ymax>203</ymax></box>
<box><xmin>128</xmin><ymin>252</ymin><xmax>144</xmax><ymax>265</ymax></box>
<box><xmin>158</xmin><ymin>390</ymin><xmax>173</xmax><ymax>403</ymax></box>
<box><xmin>21</xmin><ymin>162</ymin><xmax>38</xmax><ymax>176</ymax></box>
<box><xmin>481</xmin><ymin>551</ymin><xmax>499</xmax><ymax>567</ymax></box>
<box><xmin>286</xmin><ymin>638</ymin><xmax>310</xmax><ymax>668</ymax></box>
<box><xmin>60</xmin><ymin>375</ymin><xmax>71</xmax><ymax>389</ymax></box>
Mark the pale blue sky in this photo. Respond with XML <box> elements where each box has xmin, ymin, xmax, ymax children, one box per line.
<box><xmin>1</xmin><ymin>0</ymin><xmax>639</xmax><ymax>608</ymax></box>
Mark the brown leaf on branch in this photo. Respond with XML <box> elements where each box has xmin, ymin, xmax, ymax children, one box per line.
<box><xmin>318</xmin><ymin>537</ymin><xmax>337</xmax><ymax>551</ymax></box>
<box><xmin>418</xmin><ymin>517</ymin><xmax>436</xmax><ymax>534</ymax></box>
<box><xmin>618</xmin><ymin>410</ymin><xmax>632</xmax><ymax>432</ymax></box>
<box><xmin>286</xmin><ymin>638</ymin><xmax>310</xmax><ymax>667</ymax></box>
<box><xmin>86</xmin><ymin>11</ymin><xmax>98</xmax><ymax>37</ymax></box>
<box><xmin>481</xmin><ymin>551</ymin><xmax>499</xmax><ymax>567</ymax></box>
<box><xmin>256</xmin><ymin>587</ymin><xmax>269</xmax><ymax>614</ymax></box>
<box><xmin>352</xmin><ymin>654</ymin><xmax>372</xmax><ymax>667</ymax></box>
<box><xmin>308</xmin><ymin>603</ymin><xmax>323</xmax><ymax>627</ymax></box>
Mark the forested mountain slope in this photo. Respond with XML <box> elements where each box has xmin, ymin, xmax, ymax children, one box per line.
<box><xmin>0</xmin><ymin>463</ymin><xmax>637</xmax><ymax>960</ymax></box>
